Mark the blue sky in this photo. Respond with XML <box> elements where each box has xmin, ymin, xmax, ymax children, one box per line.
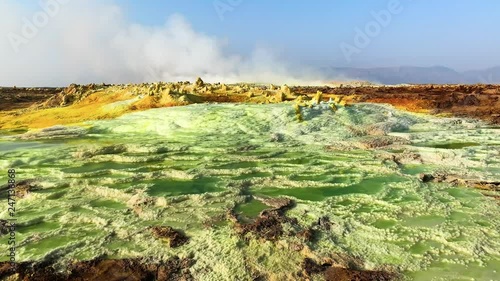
<box><xmin>2</xmin><ymin>0</ymin><xmax>500</xmax><ymax>86</ymax></box>
<box><xmin>7</xmin><ymin>0</ymin><xmax>500</xmax><ymax>70</ymax></box>
<box><xmin>111</xmin><ymin>0</ymin><xmax>500</xmax><ymax>70</ymax></box>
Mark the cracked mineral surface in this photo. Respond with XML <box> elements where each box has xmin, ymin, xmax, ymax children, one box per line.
<box><xmin>0</xmin><ymin>83</ymin><xmax>499</xmax><ymax>280</ymax></box>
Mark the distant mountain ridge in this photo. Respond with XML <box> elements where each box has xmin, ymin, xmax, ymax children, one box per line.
<box><xmin>323</xmin><ymin>66</ymin><xmax>500</xmax><ymax>85</ymax></box>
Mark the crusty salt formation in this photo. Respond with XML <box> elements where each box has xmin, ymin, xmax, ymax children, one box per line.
<box><xmin>0</xmin><ymin>102</ymin><xmax>498</xmax><ymax>280</ymax></box>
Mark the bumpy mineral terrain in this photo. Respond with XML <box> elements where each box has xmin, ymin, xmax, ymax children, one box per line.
<box><xmin>0</xmin><ymin>80</ymin><xmax>498</xmax><ymax>281</ymax></box>
<box><xmin>1</xmin><ymin>81</ymin><xmax>499</xmax><ymax>130</ymax></box>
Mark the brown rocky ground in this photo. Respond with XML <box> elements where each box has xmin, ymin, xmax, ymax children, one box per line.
<box><xmin>419</xmin><ymin>173</ymin><xmax>500</xmax><ymax>202</ymax></box>
<box><xmin>150</xmin><ymin>226</ymin><xmax>189</xmax><ymax>248</ymax></box>
<box><xmin>0</xmin><ymin>87</ymin><xmax>61</xmax><ymax>111</ymax></box>
<box><xmin>301</xmin><ymin>258</ymin><xmax>397</xmax><ymax>281</ymax></box>
<box><xmin>0</xmin><ymin>83</ymin><xmax>499</xmax><ymax>130</ymax></box>
<box><xmin>292</xmin><ymin>84</ymin><xmax>500</xmax><ymax>124</ymax></box>
<box><xmin>0</xmin><ymin>257</ymin><xmax>194</xmax><ymax>281</ymax></box>
<box><xmin>230</xmin><ymin>197</ymin><xmax>297</xmax><ymax>241</ymax></box>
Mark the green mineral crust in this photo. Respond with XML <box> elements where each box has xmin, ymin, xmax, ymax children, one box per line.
<box><xmin>0</xmin><ymin>102</ymin><xmax>498</xmax><ymax>280</ymax></box>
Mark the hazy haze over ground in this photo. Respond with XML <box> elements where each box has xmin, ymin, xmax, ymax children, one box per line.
<box><xmin>0</xmin><ymin>1</ymin><xmax>327</xmax><ymax>86</ymax></box>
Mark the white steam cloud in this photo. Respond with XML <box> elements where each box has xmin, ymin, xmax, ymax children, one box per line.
<box><xmin>0</xmin><ymin>0</ymin><xmax>325</xmax><ymax>87</ymax></box>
